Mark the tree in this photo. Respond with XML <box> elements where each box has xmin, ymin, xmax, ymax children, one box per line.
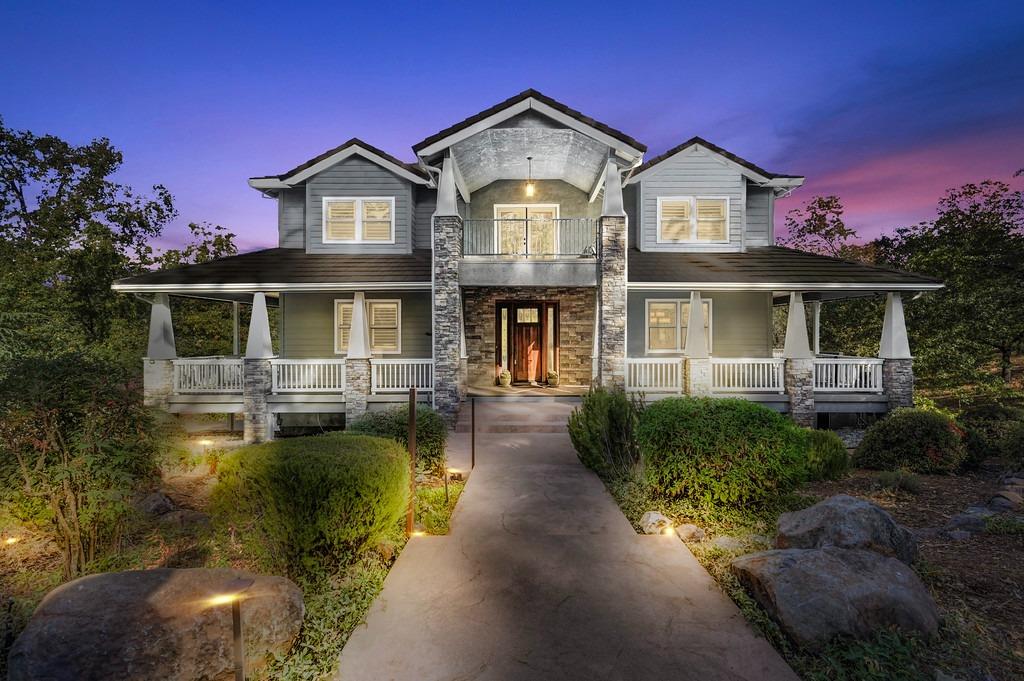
<box><xmin>780</xmin><ymin>195</ymin><xmax>858</xmax><ymax>258</ymax></box>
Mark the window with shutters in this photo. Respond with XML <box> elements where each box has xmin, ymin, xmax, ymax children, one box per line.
<box><xmin>322</xmin><ymin>197</ymin><xmax>395</xmax><ymax>244</ymax></box>
<box><xmin>334</xmin><ymin>299</ymin><xmax>402</xmax><ymax>354</ymax></box>
<box><xmin>645</xmin><ymin>298</ymin><xmax>712</xmax><ymax>353</ymax></box>
<box><xmin>657</xmin><ymin>197</ymin><xmax>729</xmax><ymax>243</ymax></box>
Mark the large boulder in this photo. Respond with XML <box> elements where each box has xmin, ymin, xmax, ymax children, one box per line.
<box><xmin>731</xmin><ymin>548</ymin><xmax>939</xmax><ymax>651</ymax></box>
<box><xmin>8</xmin><ymin>568</ymin><xmax>304</xmax><ymax>681</ymax></box>
<box><xmin>775</xmin><ymin>494</ymin><xmax>918</xmax><ymax>564</ymax></box>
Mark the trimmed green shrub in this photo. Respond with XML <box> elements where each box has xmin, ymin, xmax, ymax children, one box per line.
<box><xmin>805</xmin><ymin>430</ymin><xmax>850</xmax><ymax>481</ymax></box>
<box><xmin>211</xmin><ymin>433</ymin><xmax>409</xmax><ymax>573</ymax></box>
<box><xmin>875</xmin><ymin>470</ymin><xmax>923</xmax><ymax>494</ymax></box>
<box><xmin>637</xmin><ymin>397</ymin><xmax>807</xmax><ymax>505</ymax></box>
<box><xmin>854</xmin><ymin>408</ymin><xmax>966</xmax><ymax>474</ymax></box>
<box><xmin>348</xmin><ymin>405</ymin><xmax>447</xmax><ymax>475</ymax></box>
<box><xmin>959</xmin><ymin>403</ymin><xmax>1024</xmax><ymax>468</ymax></box>
<box><xmin>568</xmin><ymin>387</ymin><xmax>641</xmax><ymax>476</ymax></box>
<box><xmin>1000</xmin><ymin>421</ymin><xmax>1024</xmax><ymax>468</ymax></box>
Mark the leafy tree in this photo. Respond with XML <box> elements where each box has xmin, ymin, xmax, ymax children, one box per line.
<box><xmin>780</xmin><ymin>195</ymin><xmax>857</xmax><ymax>258</ymax></box>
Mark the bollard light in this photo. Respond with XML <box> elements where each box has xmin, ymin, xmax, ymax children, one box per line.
<box><xmin>206</xmin><ymin>577</ymin><xmax>255</xmax><ymax>681</ymax></box>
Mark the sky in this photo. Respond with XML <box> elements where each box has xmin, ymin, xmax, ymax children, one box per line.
<box><xmin>2</xmin><ymin>0</ymin><xmax>1023</xmax><ymax>252</ymax></box>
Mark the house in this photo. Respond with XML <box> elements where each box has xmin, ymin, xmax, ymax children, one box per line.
<box><xmin>113</xmin><ymin>89</ymin><xmax>942</xmax><ymax>443</ymax></box>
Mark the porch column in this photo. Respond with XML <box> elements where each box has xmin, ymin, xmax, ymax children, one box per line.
<box><xmin>683</xmin><ymin>291</ymin><xmax>712</xmax><ymax>396</ymax></box>
<box><xmin>345</xmin><ymin>291</ymin><xmax>372</xmax><ymax>422</ymax></box>
<box><xmin>782</xmin><ymin>292</ymin><xmax>816</xmax><ymax>427</ymax></box>
<box><xmin>598</xmin><ymin>162</ymin><xmax>627</xmax><ymax>389</ymax></box>
<box><xmin>432</xmin><ymin>157</ymin><xmax>465</xmax><ymax>424</ymax></box>
<box><xmin>879</xmin><ymin>292</ymin><xmax>914</xmax><ymax>409</ymax></box>
<box><xmin>143</xmin><ymin>293</ymin><xmax>176</xmax><ymax>409</ymax></box>
<box><xmin>811</xmin><ymin>301</ymin><xmax>821</xmax><ymax>356</ymax></box>
<box><xmin>232</xmin><ymin>301</ymin><xmax>240</xmax><ymax>356</ymax></box>
<box><xmin>243</xmin><ymin>292</ymin><xmax>274</xmax><ymax>444</ymax></box>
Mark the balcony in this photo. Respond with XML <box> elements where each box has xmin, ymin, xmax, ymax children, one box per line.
<box><xmin>460</xmin><ymin>217</ymin><xmax>600</xmax><ymax>287</ymax></box>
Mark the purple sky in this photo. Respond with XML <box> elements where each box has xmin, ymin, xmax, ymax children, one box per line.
<box><xmin>3</xmin><ymin>1</ymin><xmax>1022</xmax><ymax>252</ymax></box>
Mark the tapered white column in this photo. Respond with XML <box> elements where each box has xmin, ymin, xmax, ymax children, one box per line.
<box><xmin>245</xmin><ymin>292</ymin><xmax>274</xmax><ymax>359</ymax></box>
<box><xmin>435</xmin><ymin>156</ymin><xmax>459</xmax><ymax>218</ymax></box>
<box><xmin>345</xmin><ymin>292</ymin><xmax>372</xmax><ymax>421</ymax></box>
<box><xmin>782</xmin><ymin>292</ymin><xmax>813</xmax><ymax>359</ymax></box>
<box><xmin>147</xmin><ymin>293</ymin><xmax>176</xmax><ymax>359</ymax></box>
<box><xmin>243</xmin><ymin>292</ymin><xmax>274</xmax><ymax>443</ymax></box>
<box><xmin>879</xmin><ymin>293</ymin><xmax>911</xmax><ymax>359</ymax></box>
<box><xmin>683</xmin><ymin>291</ymin><xmax>708</xmax><ymax>359</ymax></box>
<box><xmin>601</xmin><ymin>160</ymin><xmax>625</xmax><ymax>217</ymax></box>
<box><xmin>346</xmin><ymin>292</ymin><xmax>371</xmax><ymax>360</ymax></box>
<box><xmin>782</xmin><ymin>292</ymin><xmax>815</xmax><ymax>426</ymax></box>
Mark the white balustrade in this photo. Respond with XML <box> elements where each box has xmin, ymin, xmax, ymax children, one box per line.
<box><xmin>271</xmin><ymin>359</ymin><xmax>347</xmax><ymax>393</ymax></box>
<box><xmin>813</xmin><ymin>358</ymin><xmax>884</xmax><ymax>392</ymax></box>
<box><xmin>711</xmin><ymin>358</ymin><xmax>785</xmax><ymax>393</ymax></box>
<box><xmin>625</xmin><ymin>358</ymin><xmax>683</xmax><ymax>394</ymax></box>
<box><xmin>172</xmin><ymin>358</ymin><xmax>244</xmax><ymax>394</ymax></box>
<box><xmin>371</xmin><ymin>359</ymin><xmax>434</xmax><ymax>393</ymax></box>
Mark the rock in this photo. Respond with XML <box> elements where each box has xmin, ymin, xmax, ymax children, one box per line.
<box><xmin>8</xmin><ymin>568</ymin><xmax>304</xmax><ymax>681</ymax></box>
<box><xmin>944</xmin><ymin>529</ymin><xmax>973</xmax><ymax>541</ymax></box>
<box><xmin>988</xmin><ymin>496</ymin><xmax>1018</xmax><ymax>512</ymax></box>
<box><xmin>640</xmin><ymin>511</ymin><xmax>672</xmax><ymax>535</ymax></box>
<box><xmin>1001</xmin><ymin>476</ymin><xmax>1024</xmax><ymax>487</ymax></box>
<box><xmin>157</xmin><ymin>509</ymin><xmax>211</xmax><ymax>528</ymax></box>
<box><xmin>993</xmin><ymin>490</ymin><xmax>1022</xmax><ymax>509</ymax></box>
<box><xmin>731</xmin><ymin>548</ymin><xmax>939</xmax><ymax>651</ymax></box>
<box><xmin>674</xmin><ymin>524</ymin><xmax>705</xmax><ymax>542</ymax></box>
<box><xmin>775</xmin><ymin>494</ymin><xmax>918</xmax><ymax>564</ymax></box>
<box><xmin>711</xmin><ymin>535</ymin><xmax>745</xmax><ymax>551</ymax></box>
<box><xmin>136</xmin><ymin>491</ymin><xmax>176</xmax><ymax>517</ymax></box>
<box><xmin>945</xmin><ymin>507</ymin><xmax>995</xmax><ymax>533</ymax></box>
<box><xmin>749</xmin><ymin>534</ymin><xmax>771</xmax><ymax>547</ymax></box>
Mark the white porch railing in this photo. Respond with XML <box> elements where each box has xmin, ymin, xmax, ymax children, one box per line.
<box><xmin>172</xmin><ymin>357</ymin><xmax>243</xmax><ymax>394</ymax></box>
<box><xmin>625</xmin><ymin>358</ymin><xmax>683</xmax><ymax>394</ymax></box>
<box><xmin>371</xmin><ymin>359</ymin><xmax>434</xmax><ymax>394</ymax></box>
<box><xmin>271</xmin><ymin>359</ymin><xmax>347</xmax><ymax>393</ymax></box>
<box><xmin>814</xmin><ymin>357</ymin><xmax>884</xmax><ymax>393</ymax></box>
<box><xmin>711</xmin><ymin>358</ymin><xmax>785</xmax><ymax>393</ymax></box>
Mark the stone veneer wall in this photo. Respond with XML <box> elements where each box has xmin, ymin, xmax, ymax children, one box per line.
<box><xmin>243</xmin><ymin>358</ymin><xmax>272</xmax><ymax>444</ymax></box>
<box><xmin>784</xmin><ymin>358</ymin><xmax>816</xmax><ymax>427</ymax></box>
<box><xmin>344</xmin><ymin>358</ymin><xmax>371</xmax><ymax>420</ymax></box>
<box><xmin>883</xmin><ymin>358</ymin><xmax>914</xmax><ymax>410</ymax></box>
<box><xmin>599</xmin><ymin>216</ymin><xmax>627</xmax><ymax>388</ymax></box>
<box><xmin>463</xmin><ymin>287</ymin><xmax>596</xmax><ymax>387</ymax></box>
<box><xmin>432</xmin><ymin>215</ymin><xmax>464</xmax><ymax>424</ymax></box>
<box><xmin>143</xmin><ymin>359</ymin><xmax>174</xmax><ymax>409</ymax></box>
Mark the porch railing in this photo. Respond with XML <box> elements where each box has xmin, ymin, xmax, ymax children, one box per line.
<box><xmin>463</xmin><ymin>218</ymin><xmax>599</xmax><ymax>257</ymax></box>
<box><xmin>172</xmin><ymin>357</ymin><xmax>243</xmax><ymax>394</ymax></box>
<box><xmin>625</xmin><ymin>358</ymin><xmax>683</xmax><ymax>394</ymax></box>
<box><xmin>813</xmin><ymin>357</ymin><xmax>884</xmax><ymax>393</ymax></box>
<box><xmin>371</xmin><ymin>358</ymin><xmax>434</xmax><ymax>394</ymax></box>
<box><xmin>711</xmin><ymin>358</ymin><xmax>786</xmax><ymax>393</ymax></box>
<box><xmin>271</xmin><ymin>359</ymin><xmax>347</xmax><ymax>393</ymax></box>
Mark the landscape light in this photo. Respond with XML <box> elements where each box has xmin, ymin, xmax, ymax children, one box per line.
<box><xmin>4</xmin><ymin>537</ymin><xmax>19</xmax><ymax>546</ymax></box>
<box><xmin>198</xmin><ymin>439</ymin><xmax>214</xmax><ymax>447</ymax></box>
<box><xmin>205</xmin><ymin>577</ymin><xmax>255</xmax><ymax>681</ymax></box>
<box><xmin>410</xmin><ymin>530</ymin><xmax>427</xmax><ymax>537</ymax></box>
<box><xmin>662</xmin><ymin>526</ymin><xmax>675</xmax><ymax>537</ymax></box>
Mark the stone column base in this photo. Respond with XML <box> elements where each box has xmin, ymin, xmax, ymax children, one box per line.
<box><xmin>345</xmin><ymin>358</ymin><xmax>371</xmax><ymax>423</ymax></box>
<box><xmin>243</xmin><ymin>358</ymin><xmax>273</xmax><ymax>444</ymax></box>
<box><xmin>685</xmin><ymin>358</ymin><xmax>712</xmax><ymax>397</ymax></box>
<box><xmin>143</xmin><ymin>358</ymin><xmax>175</xmax><ymax>409</ymax></box>
<box><xmin>785</xmin><ymin>358</ymin><xmax>816</xmax><ymax>427</ymax></box>
<box><xmin>883</xmin><ymin>358</ymin><xmax>914</xmax><ymax>410</ymax></box>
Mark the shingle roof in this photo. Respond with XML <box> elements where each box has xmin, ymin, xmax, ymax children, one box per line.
<box><xmin>113</xmin><ymin>248</ymin><xmax>432</xmax><ymax>289</ymax></box>
<box><xmin>411</xmin><ymin>89</ymin><xmax>648</xmax><ymax>155</ymax></box>
<box><xmin>629</xmin><ymin>136</ymin><xmax>802</xmax><ymax>181</ymax></box>
<box><xmin>250</xmin><ymin>139</ymin><xmax>429</xmax><ymax>182</ymax></box>
<box><xmin>628</xmin><ymin>246</ymin><xmax>942</xmax><ymax>287</ymax></box>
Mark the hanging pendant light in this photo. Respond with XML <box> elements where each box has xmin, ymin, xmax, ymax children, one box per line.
<box><xmin>525</xmin><ymin>156</ymin><xmax>535</xmax><ymax>197</ymax></box>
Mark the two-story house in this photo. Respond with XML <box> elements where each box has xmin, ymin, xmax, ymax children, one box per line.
<box><xmin>114</xmin><ymin>90</ymin><xmax>942</xmax><ymax>442</ymax></box>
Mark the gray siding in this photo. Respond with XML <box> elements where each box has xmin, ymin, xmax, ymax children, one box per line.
<box><xmin>280</xmin><ymin>291</ymin><xmax>431</xmax><ymax>359</ymax></box>
<box><xmin>412</xmin><ymin>186</ymin><xmax>436</xmax><ymax>250</ymax></box>
<box><xmin>305</xmin><ymin>156</ymin><xmax>414</xmax><ymax>254</ymax></box>
<box><xmin>278</xmin><ymin>188</ymin><xmax>305</xmax><ymax>248</ymax></box>
<box><xmin>745</xmin><ymin>185</ymin><xmax>772</xmax><ymax>247</ymax></box>
<box><xmin>637</xmin><ymin>150</ymin><xmax>746</xmax><ymax>252</ymax></box>
<box><xmin>626</xmin><ymin>290</ymin><xmax>772</xmax><ymax>357</ymax></box>
<box><xmin>624</xmin><ymin>184</ymin><xmax>639</xmax><ymax>249</ymax></box>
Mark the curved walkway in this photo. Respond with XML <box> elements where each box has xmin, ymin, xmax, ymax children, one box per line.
<box><xmin>336</xmin><ymin>400</ymin><xmax>798</xmax><ymax>681</ymax></box>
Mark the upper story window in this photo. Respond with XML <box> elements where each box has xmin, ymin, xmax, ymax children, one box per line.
<box><xmin>645</xmin><ymin>298</ymin><xmax>712</xmax><ymax>354</ymax></box>
<box><xmin>334</xmin><ymin>299</ymin><xmax>401</xmax><ymax>354</ymax></box>
<box><xmin>323</xmin><ymin>197</ymin><xmax>395</xmax><ymax>244</ymax></box>
<box><xmin>656</xmin><ymin>197</ymin><xmax>729</xmax><ymax>243</ymax></box>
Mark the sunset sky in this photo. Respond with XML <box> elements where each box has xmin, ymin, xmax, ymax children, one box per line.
<box><xmin>2</xmin><ymin>1</ymin><xmax>1022</xmax><ymax>252</ymax></box>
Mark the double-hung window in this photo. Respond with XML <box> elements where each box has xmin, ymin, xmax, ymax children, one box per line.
<box><xmin>645</xmin><ymin>298</ymin><xmax>712</xmax><ymax>353</ymax></box>
<box><xmin>334</xmin><ymin>299</ymin><xmax>401</xmax><ymax>354</ymax></box>
<box><xmin>323</xmin><ymin>197</ymin><xmax>395</xmax><ymax>244</ymax></box>
<box><xmin>657</xmin><ymin>197</ymin><xmax>728</xmax><ymax>243</ymax></box>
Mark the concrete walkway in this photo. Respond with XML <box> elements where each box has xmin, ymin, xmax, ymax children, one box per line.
<box><xmin>336</xmin><ymin>400</ymin><xmax>798</xmax><ymax>681</ymax></box>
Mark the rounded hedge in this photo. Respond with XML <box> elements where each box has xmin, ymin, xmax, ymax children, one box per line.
<box><xmin>347</xmin><ymin>405</ymin><xmax>447</xmax><ymax>475</ymax></box>
<box><xmin>211</xmin><ymin>433</ymin><xmax>409</xmax><ymax>571</ymax></box>
<box><xmin>959</xmin><ymin>403</ymin><xmax>1024</xmax><ymax>468</ymax></box>
<box><xmin>805</xmin><ymin>429</ymin><xmax>850</xmax><ymax>481</ymax></box>
<box><xmin>637</xmin><ymin>397</ymin><xmax>807</xmax><ymax>505</ymax></box>
<box><xmin>854</xmin><ymin>408</ymin><xmax>966</xmax><ymax>474</ymax></box>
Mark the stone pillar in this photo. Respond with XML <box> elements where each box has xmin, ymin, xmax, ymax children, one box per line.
<box><xmin>143</xmin><ymin>358</ymin><xmax>175</xmax><ymax>409</ymax></box>
<box><xmin>686</xmin><ymin>358</ymin><xmax>712</xmax><ymax>397</ymax></box>
<box><xmin>344</xmin><ymin>358</ymin><xmax>371</xmax><ymax>421</ymax></box>
<box><xmin>432</xmin><ymin>207</ymin><xmax>465</xmax><ymax>425</ymax></box>
<box><xmin>785</xmin><ymin>358</ymin><xmax>816</xmax><ymax>427</ymax></box>
<box><xmin>879</xmin><ymin>292</ymin><xmax>914</xmax><ymax>410</ymax></box>
<box><xmin>598</xmin><ymin>162</ymin><xmax>627</xmax><ymax>389</ymax></box>
<box><xmin>243</xmin><ymin>358</ymin><xmax>272</xmax><ymax>444</ymax></box>
<box><xmin>883</xmin><ymin>358</ymin><xmax>914</xmax><ymax>409</ymax></box>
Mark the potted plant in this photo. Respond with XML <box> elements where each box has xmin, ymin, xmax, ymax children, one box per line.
<box><xmin>547</xmin><ymin>370</ymin><xmax>560</xmax><ymax>387</ymax></box>
<box><xmin>498</xmin><ymin>369</ymin><xmax>512</xmax><ymax>387</ymax></box>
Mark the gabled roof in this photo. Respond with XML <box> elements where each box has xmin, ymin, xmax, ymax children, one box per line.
<box><xmin>626</xmin><ymin>136</ymin><xmax>803</xmax><ymax>187</ymax></box>
<box><xmin>249</xmin><ymin>138</ymin><xmax>430</xmax><ymax>190</ymax></box>
<box><xmin>411</xmin><ymin>89</ymin><xmax>647</xmax><ymax>159</ymax></box>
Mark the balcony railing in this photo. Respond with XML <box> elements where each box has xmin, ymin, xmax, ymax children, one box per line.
<box><xmin>371</xmin><ymin>358</ymin><xmax>434</xmax><ymax>394</ymax></box>
<box><xmin>271</xmin><ymin>359</ymin><xmax>347</xmax><ymax>393</ymax></box>
<box><xmin>813</xmin><ymin>357</ymin><xmax>884</xmax><ymax>393</ymax></box>
<box><xmin>172</xmin><ymin>357</ymin><xmax>243</xmax><ymax>394</ymax></box>
<box><xmin>463</xmin><ymin>218</ymin><xmax>599</xmax><ymax>257</ymax></box>
<box><xmin>711</xmin><ymin>358</ymin><xmax>786</xmax><ymax>393</ymax></box>
<box><xmin>625</xmin><ymin>358</ymin><xmax>683</xmax><ymax>394</ymax></box>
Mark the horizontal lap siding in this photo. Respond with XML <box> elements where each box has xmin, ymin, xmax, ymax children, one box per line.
<box><xmin>281</xmin><ymin>291</ymin><xmax>431</xmax><ymax>358</ymax></box>
<box><xmin>413</xmin><ymin>187</ymin><xmax>436</xmax><ymax>250</ymax></box>
<box><xmin>278</xmin><ymin>188</ymin><xmax>305</xmax><ymax>248</ymax></box>
<box><xmin>745</xmin><ymin>186</ymin><xmax>772</xmax><ymax>247</ymax></box>
<box><xmin>306</xmin><ymin>157</ymin><xmax>413</xmax><ymax>254</ymax></box>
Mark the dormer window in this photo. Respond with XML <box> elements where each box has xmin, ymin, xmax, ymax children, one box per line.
<box><xmin>323</xmin><ymin>197</ymin><xmax>395</xmax><ymax>244</ymax></box>
<box><xmin>657</xmin><ymin>197</ymin><xmax>729</xmax><ymax>243</ymax></box>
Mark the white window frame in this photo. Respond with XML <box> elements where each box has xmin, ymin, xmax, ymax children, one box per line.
<box><xmin>644</xmin><ymin>298</ymin><xmax>713</xmax><ymax>354</ymax></box>
<box><xmin>492</xmin><ymin>203</ymin><xmax>561</xmax><ymax>255</ymax></box>
<box><xmin>656</xmin><ymin>196</ymin><xmax>730</xmax><ymax>244</ymax></box>
<box><xmin>333</xmin><ymin>298</ymin><xmax>402</xmax><ymax>355</ymax></box>
<box><xmin>322</xmin><ymin>196</ymin><xmax>396</xmax><ymax>245</ymax></box>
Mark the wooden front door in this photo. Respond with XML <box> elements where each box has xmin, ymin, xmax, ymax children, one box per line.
<box><xmin>496</xmin><ymin>301</ymin><xmax>559</xmax><ymax>384</ymax></box>
<box><xmin>512</xmin><ymin>308</ymin><xmax>541</xmax><ymax>382</ymax></box>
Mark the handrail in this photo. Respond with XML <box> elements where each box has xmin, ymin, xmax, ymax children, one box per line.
<box><xmin>711</xmin><ymin>357</ymin><xmax>785</xmax><ymax>393</ymax></box>
<box><xmin>463</xmin><ymin>217</ymin><xmax>599</xmax><ymax>257</ymax></box>
<box><xmin>172</xmin><ymin>357</ymin><xmax>244</xmax><ymax>394</ymax></box>
<box><xmin>625</xmin><ymin>357</ymin><xmax>683</xmax><ymax>394</ymax></box>
<box><xmin>813</xmin><ymin>357</ymin><xmax>883</xmax><ymax>393</ymax></box>
<box><xmin>270</xmin><ymin>358</ymin><xmax>346</xmax><ymax>393</ymax></box>
<box><xmin>371</xmin><ymin>358</ymin><xmax>434</xmax><ymax>394</ymax></box>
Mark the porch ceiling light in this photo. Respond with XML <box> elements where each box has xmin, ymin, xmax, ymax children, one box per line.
<box><xmin>525</xmin><ymin>156</ymin><xmax>535</xmax><ymax>197</ymax></box>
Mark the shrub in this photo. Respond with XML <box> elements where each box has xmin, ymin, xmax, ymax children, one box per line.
<box><xmin>636</xmin><ymin>397</ymin><xmax>807</xmax><ymax>505</ymax></box>
<box><xmin>999</xmin><ymin>421</ymin><xmax>1024</xmax><ymax>468</ymax></box>
<box><xmin>805</xmin><ymin>430</ymin><xmax>850</xmax><ymax>481</ymax></box>
<box><xmin>854</xmin><ymin>408</ymin><xmax>966</xmax><ymax>474</ymax></box>
<box><xmin>875</xmin><ymin>469</ymin><xmax>923</xmax><ymax>494</ymax></box>
<box><xmin>211</xmin><ymin>433</ymin><xmax>409</xmax><ymax>573</ymax></box>
<box><xmin>959</xmin><ymin>403</ymin><xmax>1024</xmax><ymax>467</ymax></box>
<box><xmin>568</xmin><ymin>387</ymin><xmax>641</xmax><ymax>476</ymax></box>
<box><xmin>347</xmin><ymin>405</ymin><xmax>446</xmax><ymax>475</ymax></box>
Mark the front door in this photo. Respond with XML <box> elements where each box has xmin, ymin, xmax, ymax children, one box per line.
<box><xmin>512</xmin><ymin>306</ymin><xmax>542</xmax><ymax>382</ymax></box>
<box><xmin>496</xmin><ymin>301</ymin><xmax>559</xmax><ymax>384</ymax></box>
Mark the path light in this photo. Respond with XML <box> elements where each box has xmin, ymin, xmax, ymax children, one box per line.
<box><xmin>206</xmin><ymin>576</ymin><xmax>255</xmax><ymax>681</ymax></box>
<box><xmin>3</xmin><ymin>537</ymin><xmax>19</xmax><ymax>546</ymax></box>
<box><xmin>410</xmin><ymin>530</ymin><xmax>427</xmax><ymax>538</ymax></box>
<box><xmin>662</xmin><ymin>526</ymin><xmax>676</xmax><ymax>537</ymax></box>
